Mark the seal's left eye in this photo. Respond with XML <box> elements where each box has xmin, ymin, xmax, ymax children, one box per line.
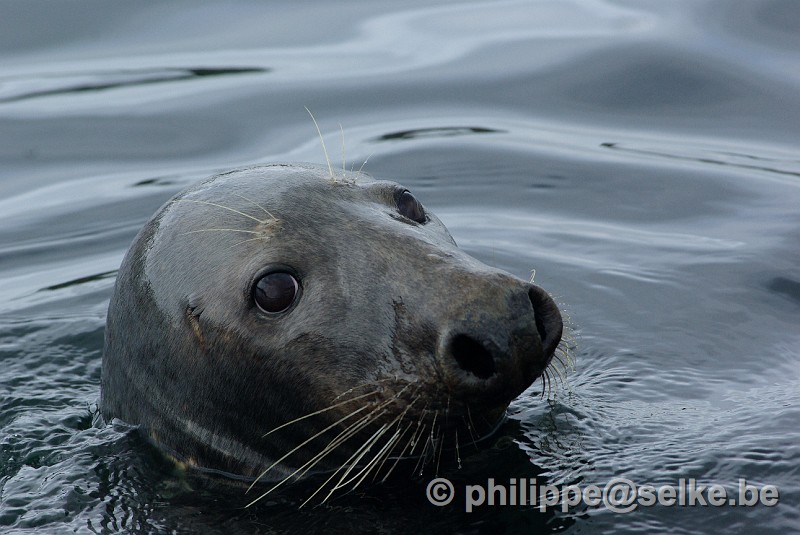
<box><xmin>254</xmin><ymin>272</ymin><xmax>299</xmax><ymax>314</ymax></box>
<box><xmin>397</xmin><ymin>190</ymin><xmax>426</xmax><ymax>223</ymax></box>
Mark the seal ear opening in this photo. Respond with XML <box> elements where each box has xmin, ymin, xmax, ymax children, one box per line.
<box><xmin>186</xmin><ymin>294</ymin><xmax>206</xmax><ymax>350</ymax></box>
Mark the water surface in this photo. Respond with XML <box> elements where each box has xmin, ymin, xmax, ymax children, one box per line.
<box><xmin>1</xmin><ymin>1</ymin><xmax>799</xmax><ymax>533</ymax></box>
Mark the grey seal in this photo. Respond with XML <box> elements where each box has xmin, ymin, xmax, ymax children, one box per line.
<box><xmin>100</xmin><ymin>163</ymin><xmax>563</xmax><ymax>499</ymax></box>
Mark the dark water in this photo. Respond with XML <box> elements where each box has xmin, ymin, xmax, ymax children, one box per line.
<box><xmin>2</xmin><ymin>1</ymin><xmax>799</xmax><ymax>533</ymax></box>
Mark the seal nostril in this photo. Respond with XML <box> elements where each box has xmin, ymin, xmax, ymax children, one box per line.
<box><xmin>450</xmin><ymin>334</ymin><xmax>496</xmax><ymax>379</ymax></box>
<box><xmin>528</xmin><ymin>288</ymin><xmax>549</xmax><ymax>344</ymax></box>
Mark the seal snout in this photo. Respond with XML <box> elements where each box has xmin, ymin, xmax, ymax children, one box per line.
<box><xmin>438</xmin><ymin>280</ymin><xmax>563</xmax><ymax>404</ymax></box>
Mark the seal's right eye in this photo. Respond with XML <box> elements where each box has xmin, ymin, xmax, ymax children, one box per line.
<box><xmin>396</xmin><ymin>190</ymin><xmax>426</xmax><ymax>223</ymax></box>
<box><xmin>254</xmin><ymin>272</ymin><xmax>299</xmax><ymax>314</ymax></box>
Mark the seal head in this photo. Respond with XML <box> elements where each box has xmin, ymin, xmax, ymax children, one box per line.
<box><xmin>101</xmin><ymin>164</ymin><xmax>563</xmax><ymax>482</ymax></box>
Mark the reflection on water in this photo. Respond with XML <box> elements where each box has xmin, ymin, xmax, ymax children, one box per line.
<box><xmin>0</xmin><ymin>67</ymin><xmax>267</xmax><ymax>104</ymax></box>
<box><xmin>374</xmin><ymin>126</ymin><xmax>503</xmax><ymax>141</ymax></box>
<box><xmin>1</xmin><ymin>0</ymin><xmax>799</xmax><ymax>533</ymax></box>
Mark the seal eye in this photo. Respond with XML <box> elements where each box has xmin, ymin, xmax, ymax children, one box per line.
<box><xmin>397</xmin><ymin>190</ymin><xmax>426</xmax><ymax>223</ymax></box>
<box><xmin>254</xmin><ymin>272</ymin><xmax>299</xmax><ymax>314</ymax></box>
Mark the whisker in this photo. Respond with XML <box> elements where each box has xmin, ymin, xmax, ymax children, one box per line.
<box><xmin>182</xmin><ymin>228</ymin><xmax>263</xmax><ymax>236</ymax></box>
<box><xmin>346</xmin><ymin>396</ymin><xmax>418</xmax><ymax>488</ymax></box>
<box><xmin>248</xmin><ymin>402</ymin><xmax>375</xmax><ymax>492</ymax></box>
<box><xmin>357</xmin><ymin>151</ymin><xmax>375</xmax><ymax>173</ymax></box>
<box><xmin>413</xmin><ymin>431</ymin><xmax>432</xmax><ymax>476</ymax></box>
<box><xmin>560</xmin><ymin>345</ymin><xmax>577</xmax><ymax>371</ymax></box>
<box><xmin>339</xmin><ymin>424</ymin><xmax>399</xmax><ymax>490</ymax></box>
<box><xmin>339</xmin><ymin>123</ymin><xmax>346</xmax><ymax>178</ymax></box>
<box><xmin>549</xmin><ymin>362</ymin><xmax>567</xmax><ymax>389</ymax></box>
<box><xmin>331</xmin><ymin>378</ymin><xmax>393</xmax><ymax>402</ymax></box>
<box><xmin>408</xmin><ymin>422</ymin><xmax>428</xmax><ymax>457</ymax></box>
<box><xmin>271</xmin><ymin>407</ymin><xmax>386</xmax><ymax>505</ymax></box>
<box><xmin>260</xmin><ymin>390</ymin><xmax>379</xmax><ymax>439</ymax></box>
<box><xmin>551</xmin><ymin>355</ymin><xmax>569</xmax><ymax>378</ymax></box>
<box><xmin>246</xmin><ymin>404</ymin><xmax>384</xmax><ymax>507</ymax></box>
<box><xmin>318</xmin><ymin>386</ymin><xmax>415</xmax><ymax>493</ymax></box>
<box><xmin>294</xmin><ymin>385</ymin><xmax>411</xmax><ymax>482</ymax></box>
<box><xmin>295</xmin><ymin>415</ymin><xmax>384</xmax><ymax>508</ymax></box>
<box><xmin>318</xmin><ymin>423</ymin><xmax>392</xmax><ymax>504</ymax></box>
<box><xmin>435</xmin><ymin>422</ymin><xmax>445</xmax><ymax>476</ymax></box>
<box><xmin>413</xmin><ymin>410</ymin><xmax>439</xmax><ymax>476</ymax></box>
<box><xmin>477</xmin><ymin>411</ymin><xmax>494</xmax><ymax>431</ymax></box>
<box><xmin>230</xmin><ymin>192</ymin><xmax>277</xmax><ymax>221</ymax></box>
<box><xmin>264</xmin><ymin>387</ymin><xmax>410</xmax><ymax>507</ymax></box>
<box><xmin>460</xmin><ymin>415</ymin><xmax>476</xmax><ymax>448</ymax></box>
<box><xmin>466</xmin><ymin>406</ymin><xmax>479</xmax><ymax>449</ymax></box>
<box><xmin>404</xmin><ymin>399</ymin><xmax>430</xmax><ymax>457</ymax></box>
<box><xmin>351</xmin><ymin>426</ymin><xmax>404</xmax><ymax>489</ymax></box>
<box><xmin>370</xmin><ymin>389</ymin><xmax>421</xmax><ymax>481</ymax></box>
<box><xmin>171</xmin><ymin>199</ymin><xmax>266</xmax><ymax>224</ymax></box>
<box><xmin>455</xmin><ymin>430</ymin><xmax>462</xmax><ymax>469</ymax></box>
<box><xmin>374</xmin><ymin>421</ymin><xmax>414</xmax><ymax>482</ymax></box>
<box><xmin>293</xmin><ymin>408</ymin><xmax>382</xmax><ymax>480</ymax></box>
<box><xmin>305</xmin><ymin>106</ymin><xmax>333</xmax><ymax>179</ymax></box>
<box><xmin>380</xmin><ymin>398</ymin><xmax>426</xmax><ymax>482</ymax></box>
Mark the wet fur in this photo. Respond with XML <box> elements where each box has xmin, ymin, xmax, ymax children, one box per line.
<box><xmin>101</xmin><ymin>164</ymin><xmax>565</xmax><ymax>505</ymax></box>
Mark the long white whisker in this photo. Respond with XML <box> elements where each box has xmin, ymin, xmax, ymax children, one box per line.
<box><xmin>292</xmin><ymin>408</ymin><xmax>383</xmax><ymax>481</ymax></box>
<box><xmin>256</xmin><ymin>386</ymin><xmax>407</xmax><ymax>507</ymax></box>
<box><xmin>407</xmin><ymin>402</ymin><xmax>429</xmax><ymax>457</ymax></box>
<box><xmin>295</xmin><ymin>415</ymin><xmax>387</xmax><ymax>508</ymax></box>
<box><xmin>230</xmin><ymin>192</ymin><xmax>277</xmax><ymax>220</ymax></box>
<box><xmin>435</xmin><ymin>423</ymin><xmax>445</xmax><ymax>476</ymax></box>
<box><xmin>335</xmin><ymin>424</ymin><xmax>395</xmax><ymax>489</ymax></box>
<box><xmin>331</xmin><ymin>377</ymin><xmax>396</xmax><ymax>402</ymax></box>
<box><xmin>305</xmin><ymin>107</ymin><xmax>333</xmax><ymax>179</ymax></box>
<box><xmin>379</xmin><ymin>421</ymin><xmax>416</xmax><ymax>483</ymax></box>
<box><xmin>348</xmin><ymin>427</ymin><xmax>403</xmax><ymax>490</ymax></box>
<box><xmin>260</xmin><ymin>390</ymin><xmax>379</xmax><ymax>439</ymax></box>
<box><xmin>299</xmin><ymin>416</ymin><xmax>393</xmax><ymax>508</ymax></box>
<box><xmin>247</xmin><ymin>406</ymin><xmax>385</xmax><ymax>508</ymax></box>
<box><xmin>246</xmin><ymin>403</ymin><xmax>371</xmax><ymax>494</ymax></box>
<box><xmin>171</xmin><ymin>199</ymin><xmax>266</xmax><ymax>224</ymax></box>
<box><xmin>339</xmin><ymin>123</ymin><xmax>346</xmax><ymax>178</ymax></box>
<box><xmin>342</xmin><ymin>396</ymin><xmax>416</xmax><ymax>489</ymax></box>
<box><xmin>291</xmin><ymin>387</ymin><xmax>409</xmax><ymax>481</ymax></box>
<box><xmin>322</xmin><ymin>423</ymin><xmax>391</xmax><ymax>502</ymax></box>
<box><xmin>369</xmin><ymin>392</ymin><xmax>419</xmax><ymax>481</ymax></box>
<box><xmin>357</xmin><ymin>151</ymin><xmax>375</xmax><ymax>173</ymax></box>
<box><xmin>182</xmin><ymin>228</ymin><xmax>263</xmax><ymax>236</ymax></box>
<box><xmin>413</xmin><ymin>410</ymin><xmax>439</xmax><ymax>476</ymax></box>
<box><xmin>373</xmin><ymin>421</ymin><xmax>414</xmax><ymax>482</ymax></box>
<box><xmin>455</xmin><ymin>430</ymin><xmax>462</xmax><ymax>469</ymax></box>
<box><xmin>466</xmin><ymin>406</ymin><xmax>479</xmax><ymax>448</ymax></box>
